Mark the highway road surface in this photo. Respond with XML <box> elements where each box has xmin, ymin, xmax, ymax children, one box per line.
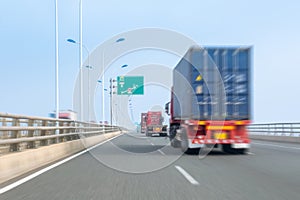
<box><xmin>1</xmin><ymin>131</ymin><xmax>300</xmax><ymax>200</ymax></box>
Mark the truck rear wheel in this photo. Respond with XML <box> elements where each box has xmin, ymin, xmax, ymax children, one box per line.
<box><xmin>222</xmin><ymin>144</ymin><xmax>247</xmax><ymax>154</ymax></box>
<box><xmin>180</xmin><ymin>129</ymin><xmax>200</xmax><ymax>154</ymax></box>
<box><xmin>235</xmin><ymin>148</ymin><xmax>246</xmax><ymax>154</ymax></box>
<box><xmin>169</xmin><ymin>124</ymin><xmax>181</xmax><ymax>148</ymax></box>
<box><xmin>169</xmin><ymin>125</ymin><xmax>178</xmax><ymax>139</ymax></box>
<box><xmin>159</xmin><ymin>133</ymin><xmax>167</xmax><ymax>137</ymax></box>
<box><xmin>171</xmin><ymin>138</ymin><xmax>181</xmax><ymax>148</ymax></box>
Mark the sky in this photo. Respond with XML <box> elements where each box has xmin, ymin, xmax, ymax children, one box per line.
<box><xmin>1</xmin><ymin>0</ymin><xmax>300</xmax><ymax>124</ymax></box>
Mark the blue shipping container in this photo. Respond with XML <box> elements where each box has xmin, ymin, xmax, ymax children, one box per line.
<box><xmin>173</xmin><ymin>46</ymin><xmax>251</xmax><ymax>120</ymax></box>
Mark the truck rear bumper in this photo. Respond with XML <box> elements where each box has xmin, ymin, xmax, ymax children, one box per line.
<box><xmin>189</xmin><ymin>139</ymin><xmax>250</xmax><ymax>149</ymax></box>
<box><xmin>148</xmin><ymin>132</ymin><xmax>160</xmax><ymax>136</ymax></box>
<box><xmin>188</xmin><ymin>141</ymin><xmax>205</xmax><ymax>148</ymax></box>
<box><xmin>147</xmin><ymin>131</ymin><xmax>168</xmax><ymax>136</ymax></box>
<box><xmin>231</xmin><ymin>143</ymin><xmax>250</xmax><ymax>149</ymax></box>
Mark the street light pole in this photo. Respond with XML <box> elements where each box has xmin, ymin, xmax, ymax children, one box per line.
<box><xmin>67</xmin><ymin>38</ymin><xmax>91</xmax><ymax>122</ymax></box>
<box><xmin>79</xmin><ymin>0</ymin><xmax>83</xmax><ymax>121</ymax></box>
<box><xmin>97</xmin><ymin>80</ymin><xmax>106</xmax><ymax>124</ymax></box>
<box><xmin>102</xmin><ymin>53</ymin><xmax>105</xmax><ymax>125</ymax></box>
<box><xmin>109</xmin><ymin>78</ymin><xmax>113</xmax><ymax>125</ymax></box>
<box><xmin>92</xmin><ymin>38</ymin><xmax>126</xmax><ymax>124</ymax></box>
<box><xmin>55</xmin><ymin>0</ymin><xmax>59</xmax><ymax>127</ymax></box>
<box><xmin>86</xmin><ymin>65</ymin><xmax>92</xmax><ymax>122</ymax></box>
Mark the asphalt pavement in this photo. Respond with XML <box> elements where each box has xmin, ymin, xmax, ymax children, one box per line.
<box><xmin>1</xmin><ymin>131</ymin><xmax>300</xmax><ymax>200</ymax></box>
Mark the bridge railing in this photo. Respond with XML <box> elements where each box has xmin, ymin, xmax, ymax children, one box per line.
<box><xmin>248</xmin><ymin>123</ymin><xmax>300</xmax><ymax>137</ymax></box>
<box><xmin>0</xmin><ymin>112</ymin><xmax>121</xmax><ymax>155</ymax></box>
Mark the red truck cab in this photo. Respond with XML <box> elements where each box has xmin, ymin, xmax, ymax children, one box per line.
<box><xmin>143</xmin><ymin>111</ymin><xmax>167</xmax><ymax>137</ymax></box>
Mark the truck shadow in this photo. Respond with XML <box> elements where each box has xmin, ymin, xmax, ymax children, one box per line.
<box><xmin>184</xmin><ymin>150</ymin><xmax>249</xmax><ymax>156</ymax></box>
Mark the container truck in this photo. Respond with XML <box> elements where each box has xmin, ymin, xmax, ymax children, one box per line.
<box><xmin>165</xmin><ymin>46</ymin><xmax>251</xmax><ymax>154</ymax></box>
<box><xmin>144</xmin><ymin>111</ymin><xmax>168</xmax><ymax>137</ymax></box>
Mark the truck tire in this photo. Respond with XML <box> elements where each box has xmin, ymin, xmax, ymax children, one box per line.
<box><xmin>169</xmin><ymin>125</ymin><xmax>181</xmax><ymax>148</ymax></box>
<box><xmin>159</xmin><ymin>133</ymin><xmax>167</xmax><ymax>137</ymax></box>
<box><xmin>146</xmin><ymin>131</ymin><xmax>152</xmax><ymax>137</ymax></box>
<box><xmin>180</xmin><ymin>128</ymin><xmax>200</xmax><ymax>154</ymax></box>
<box><xmin>169</xmin><ymin>125</ymin><xmax>179</xmax><ymax>140</ymax></box>
<box><xmin>180</xmin><ymin>129</ymin><xmax>188</xmax><ymax>152</ymax></box>
<box><xmin>235</xmin><ymin>148</ymin><xmax>246</xmax><ymax>154</ymax></box>
<box><xmin>171</xmin><ymin>138</ymin><xmax>181</xmax><ymax>148</ymax></box>
<box><xmin>222</xmin><ymin>144</ymin><xmax>231</xmax><ymax>153</ymax></box>
<box><xmin>222</xmin><ymin>144</ymin><xmax>246</xmax><ymax>154</ymax></box>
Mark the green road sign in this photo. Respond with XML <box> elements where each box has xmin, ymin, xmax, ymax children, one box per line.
<box><xmin>117</xmin><ymin>76</ymin><xmax>144</xmax><ymax>95</ymax></box>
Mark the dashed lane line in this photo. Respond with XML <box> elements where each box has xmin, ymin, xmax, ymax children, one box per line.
<box><xmin>175</xmin><ymin>165</ymin><xmax>199</xmax><ymax>185</ymax></box>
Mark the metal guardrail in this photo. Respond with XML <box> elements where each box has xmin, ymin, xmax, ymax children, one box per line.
<box><xmin>248</xmin><ymin>123</ymin><xmax>300</xmax><ymax>137</ymax></box>
<box><xmin>0</xmin><ymin>112</ymin><xmax>121</xmax><ymax>154</ymax></box>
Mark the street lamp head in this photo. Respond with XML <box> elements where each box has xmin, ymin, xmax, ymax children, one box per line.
<box><xmin>67</xmin><ymin>38</ymin><xmax>77</xmax><ymax>44</ymax></box>
<box><xmin>121</xmin><ymin>64</ymin><xmax>128</xmax><ymax>68</ymax></box>
<box><xmin>116</xmin><ymin>38</ymin><xmax>125</xmax><ymax>43</ymax></box>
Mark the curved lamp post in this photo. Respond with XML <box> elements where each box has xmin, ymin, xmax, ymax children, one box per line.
<box><xmin>67</xmin><ymin>38</ymin><xmax>92</xmax><ymax>121</ymax></box>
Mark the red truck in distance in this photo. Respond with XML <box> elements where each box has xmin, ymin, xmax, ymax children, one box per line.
<box><xmin>142</xmin><ymin>111</ymin><xmax>167</xmax><ymax>137</ymax></box>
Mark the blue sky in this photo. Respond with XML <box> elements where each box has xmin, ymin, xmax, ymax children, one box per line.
<box><xmin>1</xmin><ymin>0</ymin><xmax>300</xmax><ymax>123</ymax></box>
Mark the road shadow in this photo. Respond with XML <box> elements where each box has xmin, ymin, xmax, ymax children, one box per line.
<box><xmin>116</xmin><ymin>144</ymin><xmax>166</xmax><ymax>154</ymax></box>
<box><xmin>183</xmin><ymin>149</ymin><xmax>250</xmax><ymax>157</ymax></box>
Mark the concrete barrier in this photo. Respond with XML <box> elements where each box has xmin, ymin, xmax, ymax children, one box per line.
<box><xmin>250</xmin><ymin>134</ymin><xmax>300</xmax><ymax>143</ymax></box>
<box><xmin>0</xmin><ymin>131</ymin><xmax>122</xmax><ymax>184</ymax></box>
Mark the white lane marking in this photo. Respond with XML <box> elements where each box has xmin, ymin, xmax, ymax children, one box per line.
<box><xmin>252</xmin><ymin>142</ymin><xmax>300</xmax><ymax>151</ymax></box>
<box><xmin>158</xmin><ymin>149</ymin><xmax>166</xmax><ymax>155</ymax></box>
<box><xmin>147</xmin><ymin>139</ymin><xmax>165</xmax><ymax>155</ymax></box>
<box><xmin>0</xmin><ymin>134</ymin><xmax>122</xmax><ymax>194</ymax></box>
<box><xmin>247</xmin><ymin>152</ymin><xmax>255</xmax><ymax>155</ymax></box>
<box><xmin>175</xmin><ymin>166</ymin><xmax>199</xmax><ymax>185</ymax></box>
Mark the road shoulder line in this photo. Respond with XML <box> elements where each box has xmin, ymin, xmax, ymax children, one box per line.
<box><xmin>0</xmin><ymin>134</ymin><xmax>122</xmax><ymax>194</ymax></box>
<box><xmin>252</xmin><ymin>142</ymin><xmax>300</xmax><ymax>150</ymax></box>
